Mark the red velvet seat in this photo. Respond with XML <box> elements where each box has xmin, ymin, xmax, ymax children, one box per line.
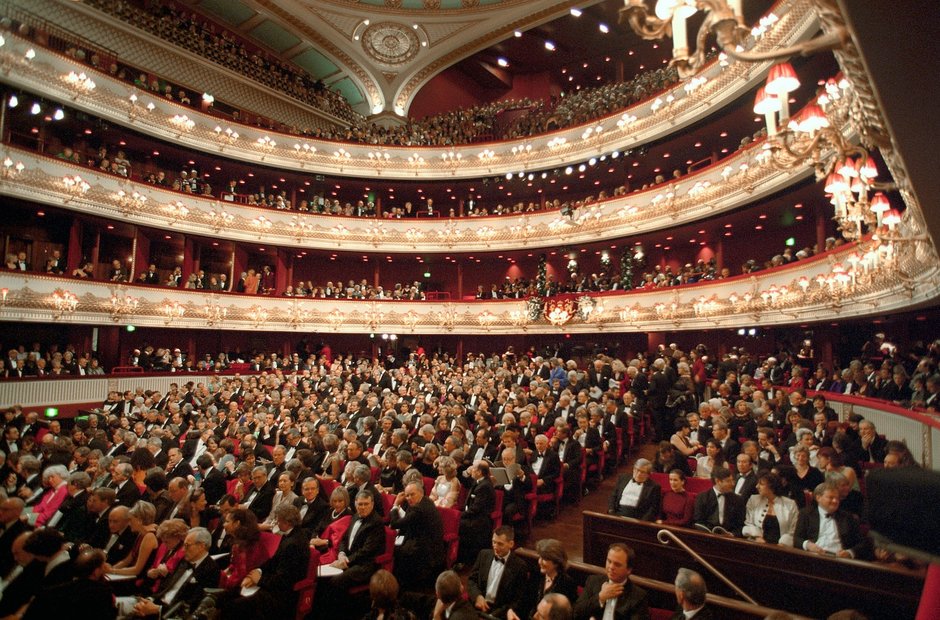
<box><xmin>294</xmin><ymin>548</ymin><xmax>321</xmax><ymax>620</ymax></box>
<box><xmin>438</xmin><ymin>506</ymin><xmax>461</xmax><ymax>568</ymax></box>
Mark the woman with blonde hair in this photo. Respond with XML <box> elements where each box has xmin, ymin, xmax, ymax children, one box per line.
<box><xmin>429</xmin><ymin>455</ymin><xmax>460</xmax><ymax>508</ymax></box>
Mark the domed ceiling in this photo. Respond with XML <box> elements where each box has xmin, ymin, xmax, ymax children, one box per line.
<box><xmin>180</xmin><ymin>0</ymin><xmax>684</xmax><ymax>117</ymax></box>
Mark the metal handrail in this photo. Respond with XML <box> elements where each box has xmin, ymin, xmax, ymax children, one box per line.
<box><xmin>656</xmin><ymin>528</ymin><xmax>759</xmax><ymax>605</ymax></box>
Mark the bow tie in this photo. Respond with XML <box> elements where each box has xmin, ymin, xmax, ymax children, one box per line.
<box><xmin>825</xmin><ymin>513</ymin><xmax>834</xmax><ymax>519</ymax></box>
<box><xmin>493</xmin><ymin>556</ymin><xmax>506</xmax><ymax>565</ymax></box>
<box><xmin>538</xmin><ymin>453</ymin><xmax>544</xmax><ymax>459</ymax></box>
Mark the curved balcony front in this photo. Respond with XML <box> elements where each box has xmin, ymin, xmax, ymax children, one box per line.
<box><xmin>0</xmin><ymin>139</ymin><xmax>817</xmax><ymax>253</ymax></box>
<box><xmin>0</xmin><ymin>0</ymin><xmax>820</xmax><ymax>181</ymax></box>
<box><xmin>1</xmin><ymin>231</ymin><xmax>935</xmax><ymax>334</ymax></box>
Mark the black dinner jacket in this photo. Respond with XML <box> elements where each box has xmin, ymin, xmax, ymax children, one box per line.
<box><xmin>460</xmin><ymin>477</ymin><xmax>495</xmax><ymax>530</ymax></box>
<box><xmin>112</xmin><ymin>479</ymin><xmax>141</xmax><ymax>508</ymax></box>
<box><xmin>338</xmin><ymin>511</ymin><xmax>385</xmax><ymax>569</ymax></box>
<box><xmin>693</xmin><ymin>488</ymin><xmax>745</xmax><ymax>537</ymax></box>
<box><xmin>609</xmin><ymin>475</ymin><xmax>662</xmax><ymax>522</ymax></box>
<box><xmin>389</xmin><ymin>496</ymin><xmax>445</xmax><ymax>560</ymax></box>
<box><xmin>574</xmin><ymin>574</ymin><xmax>649</xmax><ymax>620</ymax></box>
<box><xmin>200</xmin><ymin>467</ymin><xmax>226</xmax><ymax>505</ymax></box>
<box><xmin>466</xmin><ymin>549</ymin><xmax>529</xmax><ymax>618</ymax></box>
<box><xmin>734</xmin><ymin>470</ymin><xmax>758</xmax><ymax>498</ymax></box>
<box><xmin>530</xmin><ymin>447</ymin><xmax>561</xmax><ymax>488</ymax></box>
<box><xmin>793</xmin><ymin>506</ymin><xmax>871</xmax><ymax>559</ymax></box>
<box><xmin>294</xmin><ymin>494</ymin><xmax>330</xmax><ymax>535</ymax></box>
<box><xmin>155</xmin><ymin>554</ymin><xmax>220</xmax><ymax>611</ymax></box>
<box><xmin>257</xmin><ymin>527</ymin><xmax>310</xmax><ymax>596</ymax></box>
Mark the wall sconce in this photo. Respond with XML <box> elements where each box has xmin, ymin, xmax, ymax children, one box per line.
<box><xmin>162</xmin><ymin>300</ymin><xmax>185</xmax><ymax>324</ymax></box>
<box><xmin>207</xmin><ymin>204</ymin><xmax>235</xmax><ymax>231</ymax></box>
<box><xmin>0</xmin><ymin>157</ymin><xmax>24</xmax><ymax>180</ymax></box>
<box><xmin>115</xmin><ymin>189</ymin><xmax>147</xmax><ymax>215</ymax></box>
<box><xmin>51</xmin><ymin>289</ymin><xmax>78</xmax><ymax>318</ymax></box>
<box><xmin>62</xmin><ymin>175</ymin><xmax>90</xmax><ymax>201</ymax></box>
<box><xmin>109</xmin><ymin>292</ymin><xmax>139</xmax><ymax>322</ymax></box>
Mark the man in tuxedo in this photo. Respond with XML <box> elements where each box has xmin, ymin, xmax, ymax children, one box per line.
<box><xmin>241</xmin><ymin>466</ymin><xmax>275</xmax><ymax>521</ymax></box>
<box><xmin>794</xmin><ymin>482</ymin><xmax>871</xmax><ymax>559</ymax></box>
<box><xmin>608</xmin><ymin>458</ymin><xmax>661</xmax><ymax>521</ymax></box>
<box><xmin>466</xmin><ymin>526</ymin><xmax>529</xmax><ymax>618</ymax></box>
<box><xmin>229</xmin><ymin>505</ymin><xmax>309</xmax><ymax>619</ymax></box>
<box><xmin>458</xmin><ymin>460</ymin><xmax>495</xmax><ymax>565</ymax></box>
<box><xmin>129</xmin><ymin>527</ymin><xmax>219</xmax><ymax>618</ymax></box>
<box><xmin>102</xmin><ymin>505</ymin><xmax>136</xmax><ymax>564</ymax></box>
<box><xmin>529</xmin><ymin>434</ymin><xmax>561</xmax><ymax>493</ymax></box>
<box><xmin>165</xmin><ymin>447</ymin><xmax>192</xmax><ymax>480</ymax></box>
<box><xmin>671</xmin><ymin>568</ymin><xmax>712</xmax><ymax>620</ymax></box>
<box><xmin>85</xmin><ymin>487</ymin><xmax>116</xmax><ymax>550</ymax></box>
<box><xmin>110</xmin><ymin>463</ymin><xmax>141</xmax><ymax>508</ymax></box>
<box><xmin>389</xmin><ymin>481</ymin><xmax>445</xmax><ymax>590</ymax></box>
<box><xmin>465</xmin><ymin>429</ymin><xmax>498</xmax><ymax>466</ymax></box>
<box><xmin>648</xmin><ymin>358</ymin><xmax>672</xmax><ymax>441</ymax></box>
<box><xmin>295</xmin><ymin>477</ymin><xmax>329</xmax><ymax>535</ymax></box>
<box><xmin>552</xmin><ymin>422</ymin><xmax>582</xmax><ymax>502</ymax></box>
<box><xmin>319</xmin><ymin>491</ymin><xmax>385</xmax><ymax>614</ymax></box>
<box><xmin>195</xmin><ymin>454</ymin><xmax>226</xmax><ymax>505</ymax></box>
<box><xmin>711</xmin><ymin>422</ymin><xmax>740</xmax><ymax>464</ymax></box>
<box><xmin>693</xmin><ymin>467</ymin><xmax>745</xmax><ymax>537</ymax></box>
<box><xmin>574</xmin><ymin>543</ymin><xmax>649</xmax><ymax>620</ymax></box>
<box><xmin>733</xmin><ymin>454</ymin><xmax>758</xmax><ymax>498</ymax></box>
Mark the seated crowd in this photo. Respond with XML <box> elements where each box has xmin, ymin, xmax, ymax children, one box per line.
<box><xmin>0</xmin><ymin>341</ymin><xmax>930</xmax><ymax>617</ymax></box>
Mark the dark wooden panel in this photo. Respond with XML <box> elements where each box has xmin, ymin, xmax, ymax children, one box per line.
<box><xmin>583</xmin><ymin>511</ymin><xmax>923</xmax><ymax>620</ymax></box>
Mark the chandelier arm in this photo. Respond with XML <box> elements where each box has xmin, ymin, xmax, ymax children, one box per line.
<box><xmin>619</xmin><ymin>5</ymin><xmax>671</xmax><ymax>40</ymax></box>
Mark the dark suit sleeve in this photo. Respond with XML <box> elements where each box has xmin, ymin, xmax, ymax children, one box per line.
<box><xmin>693</xmin><ymin>491</ymin><xmax>711</xmax><ymax>527</ymax></box>
<box><xmin>465</xmin><ymin>553</ymin><xmax>488</xmax><ymax>603</ymax></box>
<box><xmin>609</xmin><ymin>475</ymin><xmax>627</xmax><ymax>514</ymax></box>
<box><xmin>574</xmin><ymin>575</ymin><xmax>603</xmax><ymax>620</ymax></box>
<box><xmin>793</xmin><ymin>507</ymin><xmax>815</xmax><ymax>551</ymax></box>
<box><xmin>258</xmin><ymin>534</ymin><xmax>308</xmax><ymax>593</ymax></box>
<box><xmin>639</xmin><ymin>483</ymin><xmax>662</xmax><ymax>522</ymax></box>
<box><xmin>344</xmin><ymin>520</ymin><xmax>385</xmax><ymax>567</ymax></box>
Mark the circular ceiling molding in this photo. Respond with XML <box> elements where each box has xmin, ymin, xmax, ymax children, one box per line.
<box><xmin>361</xmin><ymin>22</ymin><xmax>420</xmax><ymax>66</ymax></box>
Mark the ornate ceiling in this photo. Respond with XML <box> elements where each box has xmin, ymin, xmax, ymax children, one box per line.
<box><xmin>187</xmin><ymin>0</ymin><xmax>593</xmax><ymax>115</ymax></box>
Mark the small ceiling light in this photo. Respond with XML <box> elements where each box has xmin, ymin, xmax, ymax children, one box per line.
<box><xmin>598</xmin><ymin>23</ymin><xmax>610</xmax><ymax>33</ymax></box>
<box><xmin>544</xmin><ymin>40</ymin><xmax>556</xmax><ymax>51</ymax></box>
<box><xmin>570</xmin><ymin>7</ymin><xmax>582</xmax><ymax>17</ymax></box>
<box><xmin>514</xmin><ymin>30</ymin><xmax>522</xmax><ymax>37</ymax></box>
<box><xmin>29</xmin><ymin>102</ymin><xmax>40</xmax><ymax>115</ymax></box>
<box><xmin>7</xmin><ymin>95</ymin><xmax>17</xmax><ymax>108</ymax></box>
<box><xmin>53</xmin><ymin>108</ymin><xmax>64</xmax><ymax>120</ymax></box>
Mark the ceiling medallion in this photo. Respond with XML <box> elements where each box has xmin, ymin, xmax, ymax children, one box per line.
<box><xmin>362</xmin><ymin>22</ymin><xmax>420</xmax><ymax>66</ymax></box>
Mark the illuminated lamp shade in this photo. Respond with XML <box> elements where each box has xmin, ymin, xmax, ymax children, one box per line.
<box><xmin>836</xmin><ymin>157</ymin><xmax>858</xmax><ymax>178</ymax></box>
<box><xmin>753</xmin><ymin>86</ymin><xmax>780</xmax><ymax>134</ymax></box>
<box><xmin>655</xmin><ymin>0</ymin><xmax>697</xmax><ymax>20</ymax></box>
<box><xmin>870</xmin><ymin>193</ymin><xmax>891</xmax><ymax>226</ymax></box>
<box><xmin>796</xmin><ymin>103</ymin><xmax>829</xmax><ymax>133</ymax></box>
<box><xmin>824</xmin><ymin>172</ymin><xmax>848</xmax><ymax>194</ymax></box>
<box><xmin>753</xmin><ymin>87</ymin><xmax>780</xmax><ymax>115</ymax></box>
<box><xmin>764</xmin><ymin>61</ymin><xmax>800</xmax><ymax>96</ymax></box>
<box><xmin>860</xmin><ymin>156</ymin><xmax>879</xmax><ymax>179</ymax></box>
<box><xmin>882</xmin><ymin>208</ymin><xmax>901</xmax><ymax>229</ymax></box>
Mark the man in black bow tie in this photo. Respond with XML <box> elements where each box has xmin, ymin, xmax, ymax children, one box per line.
<box><xmin>466</xmin><ymin>526</ymin><xmax>529</xmax><ymax>618</ymax></box>
<box><xmin>128</xmin><ymin>527</ymin><xmax>219</xmax><ymax>618</ymax></box>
